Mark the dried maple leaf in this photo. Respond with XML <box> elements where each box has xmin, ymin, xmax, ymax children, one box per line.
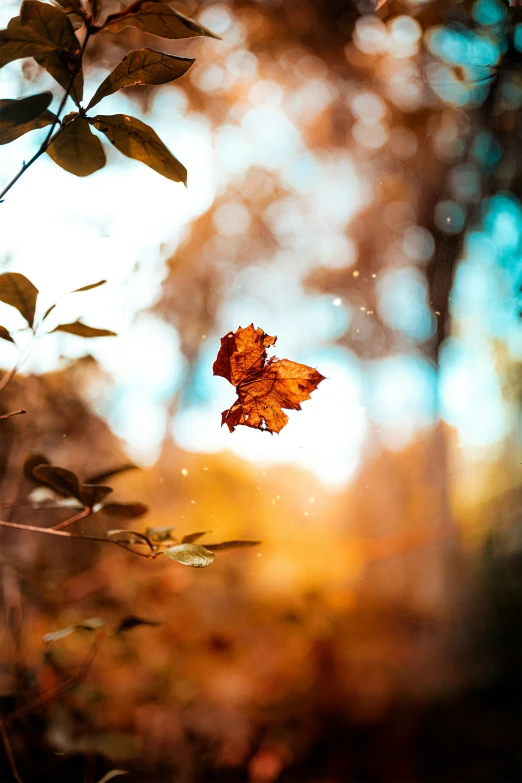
<box><xmin>213</xmin><ymin>324</ymin><xmax>325</xmax><ymax>434</ymax></box>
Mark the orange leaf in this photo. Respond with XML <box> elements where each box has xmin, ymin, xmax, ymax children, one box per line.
<box><xmin>213</xmin><ymin>324</ymin><xmax>325</xmax><ymax>434</ymax></box>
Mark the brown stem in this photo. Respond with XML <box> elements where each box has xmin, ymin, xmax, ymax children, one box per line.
<box><xmin>0</xmin><ymin>410</ymin><xmax>26</xmax><ymax>421</ymax></box>
<box><xmin>52</xmin><ymin>507</ymin><xmax>90</xmax><ymax>531</ymax></box>
<box><xmin>0</xmin><ymin>29</ymin><xmax>92</xmax><ymax>204</ymax></box>
<box><xmin>0</xmin><ymin>518</ymin><xmax>157</xmax><ymax>559</ymax></box>
<box><xmin>0</xmin><ymin>722</ymin><xmax>23</xmax><ymax>783</ymax></box>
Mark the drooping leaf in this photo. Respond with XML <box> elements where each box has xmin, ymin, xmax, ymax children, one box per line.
<box><xmin>0</xmin><ymin>272</ymin><xmax>39</xmax><ymax>327</ymax></box>
<box><xmin>23</xmin><ymin>453</ymin><xmax>51</xmax><ymax>482</ymax></box>
<box><xmin>21</xmin><ymin>1</ymin><xmax>83</xmax><ymax>103</ymax></box>
<box><xmin>213</xmin><ymin>324</ymin><xmax>325</xmax><ymax>434</ymax></box>
<box><xmin>71</xmin><ymin>279</ymin><xmax>107</xmax><ymax>293</ymax></box>
<box><xmin>91</xmin><ymin>114</ymin><xmax>186</xmax><ymax>184</ymax></box>
<box><xmin>203</xmin><ymin>540</ymin><xmax>261</xmax><ymax>551</ymax></box>
<box><xmin>86</xmin><ymin>463</ymin><xmax>137</xmax><ymax>484</ymax></box>
<box><xmin>80</xmin><ymin>484</ymin><xmax>112</xmax><ymax>508</ymax></box>
<box><xmin>101</xmin><ymin>503</ymin><xmax>149</xmax><ymax>520</ymax></box>
<box><xmin>0</xmin><ymin>17</ymin><xmax>57</xmax><ymax>69</ymax></box>
<box><xmin>96</xmin><ymin>770</ymin><xmax>129</xmax><ymax>783</ymax></box>
<box><xmin>164</xmin><ymin>543</ymin><xmax>215</xmax><ymax>568</ymax></box>
<box><xmin>146</xmin><ymin>526</ymin><xmax>176</xmax><ymax>542</ymax></box>
<box><xmin>33</xmin><ymin>464</ymin><xmax>83</xmax><ymax>500</ymax></box>
<box><xmin>0</xmin><ymin>102</ymin><xmax>55</xmax><ymax>145</ymax></box>
<box><xmin>87</xmin><ymin>48</ymin><xmax>194</xmax><ymax>109</ymax></box>
<box><xmin>181</xmin><ymin>531</ymin><xmax>211</xmax><ymax>544</ymax></box>
<box><xmin>0</xmin><ymin>91</ymin><xmax>52</xmax><ymax>126</ymax></box>
<box><xmin>0</xmin><ymin>326</ymin><xmax>14</xmax><ymax>343</ymax></box>
<box><xmin>115</xmin><ymin>615</ymin><xmax>160</xmax><ymax>634</ymax></box>
<box><xmin>47</xmin><ymin>113</ymin><xmax>106</xmax><ymax>176</ymax></box>
<box><xmin>52</xmin><ymin>320</ymin><xmax>116</xmax><ymax>337</ymax></box>
<box><xmin>101</xmin><ymin>1</ymin><xmax>220</xmax><ymax>40</ymax></box>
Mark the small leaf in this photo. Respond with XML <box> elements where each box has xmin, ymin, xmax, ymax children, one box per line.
<box><xmin>164</xmin><ymin>543</ymin><xmax>215</xmax><ymax>568</ymax></box>
<box><xmin>0</xmin><ymin>326</ymin><xmax>14</xmax><ymax>343</ymax></box>
<box><xmin>86</xmin><ymin>463</ymin><xmax>137</xmax><ymax>484</ymax></box>
<box><xmin>80</xmin><ymin>484</ymin><xmax>112</xmax><ymax>508</ymax></box>
<box><xmin>203</xmin><ymin>540</ymin><xmax>261</xmax><ymax>551</ymax></box>
<box><xmin>53</xmin><ymin>0</ymin><xmax>86</xmax><ymax>15</ymax></box>
<box><xmin>71</xmin><ymin>279</ymin><xmax>107</xmax><ymax>293</ymax></box>
<box><xmin>146</xmin><ymin>526</ymin><xmax>176</xmax><ymax>542</ymax></box>
<box><xmin>91</xmin><ymin>114</ymin><xmax>186</xmax><ymax>184</ymax></box>
<box><xmin>87</xmin><ymin>48</ymin><xmax>194</xmax><ymax>109</ymax></box>
<box><xmin>0</xmin><ymin>104</ymin><xmax>55</xmax><ymax>145</ymax></box>
<box><xmin>33</xmin><ymin>464</ymin><xmax>83</xmax><ymax>500</ymax></box>
<box><xmin>101</xmin><ymin>1</ymin><xmax>220</xmax><ymax>40</ymax></box>
<box><xmin>36</xmin><ymin>50</ymin><xmax>84</xmax><ymax>105</ymax></box>
<box><xmin>0</xmin><ymin>91</ymin><xmax>52</xmax><ymax>125</ymax></box>
<box><xmin>88</xmin><ymin>0</ymin><xmax>103</xmax><ymax>22</ymax></box>
<box><xmin>42</xmin><ymin>303</ymin><xmax>56</xmax><ymax>321</ymax></box>
<box><xmin>47</xmin><ymin>113</ymin><xmax>106</xmax><ymax>177</ymax></box>
<box><xmin>96</xmin><ymin>771</ymin><xmax>129</xmax><ymax>783</ymax></box>
<box><xmin>24</xmin><ymin>453</ymin><xmax>51</xmax><ymax>482</ymax></box>
<box><xmin>52</xmin><ymin>320</ymin><xmax>116</xmax><ymax>337</ymax></box>
<box><xmin>115</xmin><ymin>615</ymin><xmax>160</xmax><ymax>634</ymax></box>
<box><xmin>105</xmin><ymin>529</ymin><xmax>152</xmax><ymax>547</ymax></box>
<box><xmin>181</xmin><ymin>531</ymin><xmax>211</xmax><ymax>544</ymax></box>
<box><xmin>0</xmin><ymin>272</ymin><xmax>39</xmax><ymax>327</ymax></box>
<box><xmin>102</xmin><ymin>503</ymin><xmax>149</xmax><ymax>520</ymax></box>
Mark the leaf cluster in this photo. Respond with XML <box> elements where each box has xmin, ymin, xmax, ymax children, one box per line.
<box><xmin>0</xmin><ymin>0</ymin><xmax>219</xmax><ymax>190</ymax></box>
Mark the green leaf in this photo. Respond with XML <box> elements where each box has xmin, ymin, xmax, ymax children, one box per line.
<box><xmin>0</xmin><ymin>103</ymin><xmax>55</xmax><ymax>145</ymax></box>
<box><xmin>164</xmin><ymin>543</ymin><xmax>215</xmax><ymax>568</ymax></box>
<box><xmin>101</xmin><ymin>1</ymin><xmax>220</xmax><ymax>40</ymax></box>
<box><xmin>80</xmin><ymin>484</ymin><xmax>112</xmax><ymax>508</ymax></box>
<box><xmin>87</xmin><ymin>48</ymin><xmax>194</xmax><ymax>110</ymax></box>
<box><xmin>21</xmin><ymin>1</ymin><xmax>83</xmax><ymax>103</ymax></box>
<box><xmin>47</xmin><ymin>113</ymin><xmax>106</xmax><ymax>177</ymax></box>
<box><xmin>0</xmin><ymin>326</ymin><xmax>14</xmax><ymax>343</ymax></box>
<box><xmin>33</xmin><ymin>464</ymin><xmax>83</xmax><ymax>500</ymax></box>
<box><xmin>0</xmin><ymin>272</ymin><xmax>39</xmax><ymax>327</ymax></box>
<box><xmin>71</xmin><ymin>279</ymin><xmax>107</xmax><ymax>293</ymax></box>
<box><xmin>181</xmin><ymin>531</ymin><xmax>211</xmax><ymax>544</ymax></box>
<box><xmin>101</xmin><ymin>502</ymin><xmax>149</xmax><ymax>520</ymax></box>
<box><xmin>0</xmin><ymin>16</ymin><xmax>57</xmax><ymax>69</ymax></box>
<box><xmin>0</xmin><ymin>91</ymin><xmax>52</xmax><ymax>126</ymax></box>
<box><xmin>86</xmin><ymin>463</ymin><xmax>137</xmax><ymax>484</ymax></box>
<box><xmin>52</xmin><ymin>320</ymin><xmax>116</xmax><ymax>337</ymax></box>
<box><xmin>23</xmin><ymin>453</ymin><xmax>51</xmax><ymax>482</ymax></box>
<box><xmin>91</xmin><ymin>114</ymin><xmax>186</xmax><ymax>184</ymax></box>
<box><xmin>115</xmin><ymin>615</ymin><xmax>160</xmax><ymax>634</ymax></box>
<box><xmin>203</xmin><ymin>540</ymin><xmax>261</xmax><ymax>552</ymax></box>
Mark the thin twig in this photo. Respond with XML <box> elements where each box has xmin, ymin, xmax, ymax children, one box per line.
<box><xmin>52</xmin><ymin>507</ymin><xmax>90</xmax><ymax>531</ymax></box>
<box><xmin>0</xmin><ymin>29</ymin><xmax>92</xmax><ymax>203</ymax></box>
<box><xmin>0</xmin><ymin>518</ymin><xmax>158</xmax><ymax>559</ymax></box>
<box><xmin>0</xmin><ymin>410</ymin><xmax>26</xmax><ymax>421</ymax></box>
<box><xmin>0</xmin><ymin>721</ymin><xmax>23</xmax><ymax>783</ymax></box>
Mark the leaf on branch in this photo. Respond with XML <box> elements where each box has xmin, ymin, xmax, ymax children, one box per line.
<box><xmin>0</xmin><ymin>272</ymin><xmax>39</xmax><ymax>327</ymax></box>
<box><xmin>86</xmin><ymin>463</ymin><xmax>137</xmax><ymax>484</ymax></box>
<box><xmin>47</xmin><ymin>113</ymin><xmax>106</xmax><ymax>177</ymax></box>
<box><xmin>164</xmin><ymin>543</ymin><xmax>215</xmax><ymax>568</ymax></box>
<box><xmin>115</xmin><ymin>615</ymin><xmax>160</xmax><ymax>634</ymax></box>
<box><xmin>24</xmin><ymin>453</ymin><xmax>51</xmax><ymax>482</ymax></box>
<box><xmin>87</xmin><ymin>48</ymin><xmax>194</xmax><ymax>109</ymax></box>
<box><xmin>203</xmin><ymin>540</ymin><xmax>261</xmax><ymax>552</ymax></box>
<box><xmin>91</xmin><ymin>114</ymin><xmax>186</xmax><ymax>184</ymax></box>
<box><xmin>52</xmin><ymin>320</ymin><xmax>116</xmax><ymax>337</ymax></box>
<box><xmin>33</xmin><ymin>464</ymin><xmax>83</xmax><ymax>500</ymax></box>
<box><xmin>101</xmin><ymin>1</ymin><xmax>220</xmax><ymax>40</ymax></box>
<box><xmin>181</xmin><ymin>531</ymin><xmax>211</xmax><ymax>544</ymax></box>
<box><xmin>0</xmin><ymin>90</ymin><xmax>52</xmax><ymax>126</ymax></box>
<box><xmin>146</xmin><ymin>526</ymin><xmax>176</xmax><ymax>542</ymax></box>
<box><xmin>0</xmin><ymin>326</ymin><xmax>14</xmax><ymax>343</ymax></box>
<box><xmin>213</xmin><ymin>324</ymin><xmax>325</xmax><ymax>434</ymax></box>
<box><xmin>0</xmin><ymin>103</ymin><xmax>55</xmax><ymax>145</ymax></box>
<box><xmin>21</xmin><ymin>1</ymin><xmax>83</xmax><ymax>103</ymax></box>
<box><xmin>80</xmin><ymin>483</ymin><xmax>112</xmax><ymax>508</ymax></box>
<box><xmin>0</xmin><ymin>17</ymin><xmax>57</xmax><ymax>69</ymax></box>
<box><xmin>70</xmin><ymin>279</ymin><xmax>107</xmax><ymax>293</ymax></box>
<box><xmin>101</xmin><ymin>502</ymin><xmax>149</xmax><ymax>520</ymax></box>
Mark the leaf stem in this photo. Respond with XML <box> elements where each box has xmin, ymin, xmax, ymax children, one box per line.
<box><xmin>52</xmin><ymin>507</ymin><xmax>90</xmax><ymax>530</ymax></box>
<box><xmin>0</xmin><ymin>29</ymin><xmax>92</xmax><ymax>203</ymax></box>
